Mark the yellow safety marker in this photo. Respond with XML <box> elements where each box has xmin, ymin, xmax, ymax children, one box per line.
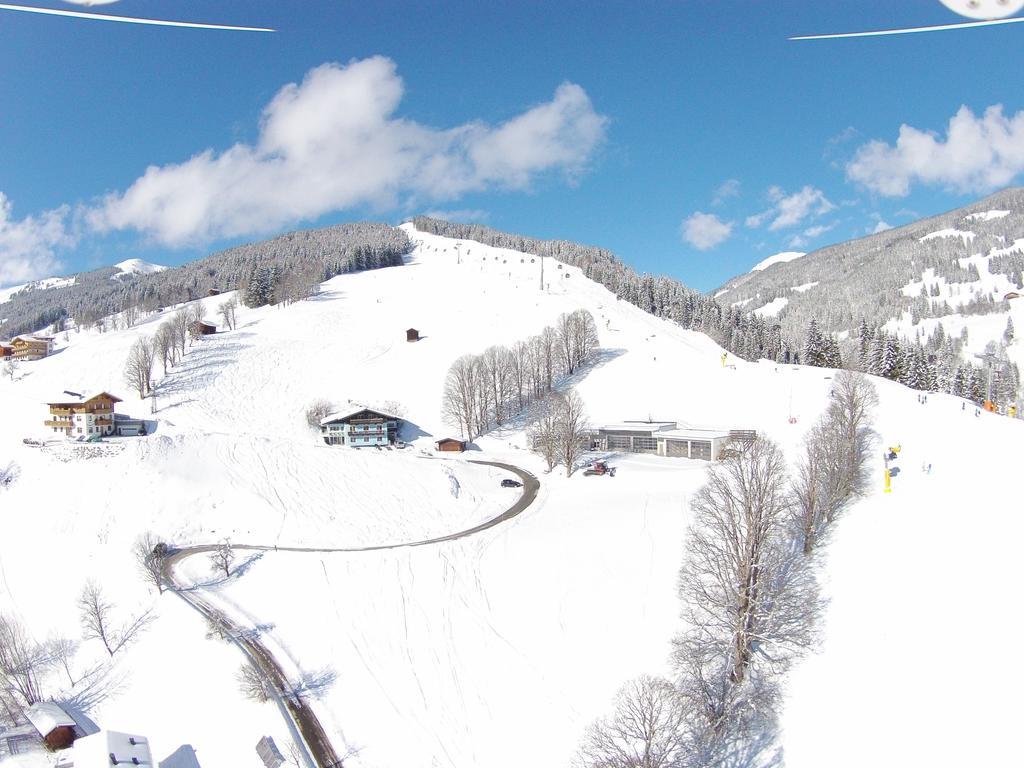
<box><xmin>884</xmin><ymin>468</ymin><xmax>891</xmax><ymax>493</ymax></box>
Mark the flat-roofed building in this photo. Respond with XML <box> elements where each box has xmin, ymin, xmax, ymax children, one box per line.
<box><xmin>591</xmin><ymin>420</ymin><xmax>742</xmax><ymax>461</ymax></box>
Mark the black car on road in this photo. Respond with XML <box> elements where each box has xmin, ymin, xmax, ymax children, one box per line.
<box><xmin>501</xmin><ymin>478</ymin><xmax>523</xmax><ymax>488</ymax></box>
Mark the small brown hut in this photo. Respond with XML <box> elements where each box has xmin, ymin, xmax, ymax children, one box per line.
<box><xmin>188</xmin><ymin>321</ymin><xmax>217</xmax><ymax>336</ymax></box>
<box><xmin>435</xmin><ymin>438</ymin><xmax>467</xmax><ymax>452</ymax></box>
<box><xmin>406</xmin><ymin>328</ymin><xmax>420</xmax><ymax>342</ymax></box>
<box><xmin>26</xmin><ymin>702</ymin><xmax>78</xmax><ymax>751</ymax></box>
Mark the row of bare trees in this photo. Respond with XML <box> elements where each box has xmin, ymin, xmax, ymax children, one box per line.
<box><xmin>578</xmin><ymin>372</ymin><xmax>878</xmax><ymax>767</ymax></box>
<box><xmin>442</xmin><ymin>309</ymin><xmax>599</xmax><ymax>440</ymax></box>
<box><xmin>122</xmin><ymin>302</ymin><xmax>207</xmax><ymax>398</ymax></box>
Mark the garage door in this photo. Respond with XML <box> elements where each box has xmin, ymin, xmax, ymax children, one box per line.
<box><xmin>666</xmin><ymin>440</ymin><xmax>688</xmax><ymax>457</ymax></box>
<box><xmin>690</xmin><ymin>440</ymin><xmax>712</xmax><ymax>460</ymax></box>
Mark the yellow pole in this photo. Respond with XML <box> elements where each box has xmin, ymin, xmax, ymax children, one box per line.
<box><xmin>883</xmin><ymin>468</ymin><xmax>891</xmax><ymax>493</ymax></box>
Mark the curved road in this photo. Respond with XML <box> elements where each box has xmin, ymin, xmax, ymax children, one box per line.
<box><xmin>162</xmin><ymin>459</ymin><xmax>539</xmax><ymax>768</ymax></box>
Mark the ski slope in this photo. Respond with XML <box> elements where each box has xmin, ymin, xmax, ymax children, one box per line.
<box><xmin>0</xmin><ymin>223</ymin><xmax>1021</xmax><ymax>767</ymax></box>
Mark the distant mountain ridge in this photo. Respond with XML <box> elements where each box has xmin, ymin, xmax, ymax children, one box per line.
<box><xmin>715</xmin><ymin>187</ymin><xmax>1024</xmax><ymax>342</ymax></box>
<box><xmin>0</xmin><ymin>223</ymin><xmax>410</xmax><ymax>338</ymax></box>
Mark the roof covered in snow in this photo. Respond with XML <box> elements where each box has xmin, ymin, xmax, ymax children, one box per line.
<box><xmin>596</xmin><ymin>421</ymin><xmax>677</xmax><ymax>433</ymax></box>
<box><xmin>73</xmin><ymin>730</ymin><xmax>153</xmax><ymax>768</ymax></box>
<box><xmin>320</xmin><ymin>407</ymin><xmax>401</xmax><ymax>425</ymax></box>
<box><xmin>657</xmin><ymin>428</ymin><xmax>733</xmax><ymax>440</ymax></box>
<box><xmin>25</xmin><ymin>702</ymin><xmax>75</xmax><ymax>736</ymax></box>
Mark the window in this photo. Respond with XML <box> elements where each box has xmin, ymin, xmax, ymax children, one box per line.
<box><xmin>77</xmin><ymin>428</ymin><xmax>82</xmax><ymax>434</ymax></box>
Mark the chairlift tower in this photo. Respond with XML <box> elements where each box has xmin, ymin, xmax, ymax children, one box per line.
<box><xmin>973</xmin><ymin>351</ymin><xmax>1002</xmax><ymax>403</ymax></box>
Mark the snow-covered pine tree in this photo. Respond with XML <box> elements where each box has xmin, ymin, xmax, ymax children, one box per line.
<box><xmin>803</xmin><ymin>319</ymin><xmax>825</xmax><ymax>367</ymax></box>
<box><xmin>1005</xmin><ymin>316</ymin><xmax>1015</xmax><ymax>345</ymax></box>
<box><xmin>879</xmin><ymin>336</ymin><xmax>901</xmax><ymax>380</ymax></box>
<box><xmin>857</xmin><ymin>319</ymin><xmax>871</xmax><ymax>371</ymax></box>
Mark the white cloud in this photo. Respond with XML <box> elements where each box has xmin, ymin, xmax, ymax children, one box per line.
<box><xmin>90</xmin><ymin>57</ymin><xmax>607</xmax><ymax>246</ymax></box>
<box><xmin>746</xmin><ymin>185</ymin><xmax>835</xmax><ymax>231</ymax></box>
<box><xmin>803</xmin><ymin>222</ymin><xmax>835</xmax><ymax>238</ymax></box>
<box><xmin>681</xmin><ymin>211</ymin><xmax>733</xmax><ymax>250</ymax></box>
<box><xmin>0</xmin><ymin>193</ymin><xmax>71</xmax><ymax>287</ymax></box>
<box><xmin>768</xmin><ymin>186</ymin><xmax>835</xmax><ymax>230</ymax></box>
<box><xmin>712</xmin><ymin>178</ymin><xmax>741</xmax><ymax>205</ymax></box>
<box><xmin>846</xmin><ymin>104</ymin><xmax>1024</xmax><ymax>197</ymax></box>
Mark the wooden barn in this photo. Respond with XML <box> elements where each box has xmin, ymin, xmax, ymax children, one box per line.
<box><xmin>0</xmin><ymin>342</ymin><xmax>12</xmax><ymax>358</ymax></box>
<box><xmin>406</xmin><ymin>328</ymin><xmax>420</xmax><ymax>342</ymax></box>
<box><xmin>435</xmin><ymin>438</ymin><xmax>467</xmax><ymax>452</ymax></box>
<box><xmin>188</xmin><ymin>320</ymin><xmax>217</xmax><ymax>336</ymax></box>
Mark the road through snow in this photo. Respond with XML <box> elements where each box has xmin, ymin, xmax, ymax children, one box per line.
<box><xmin>163</xmin><ymin>460</ymin><xmax>539</xmax><ymax>768</ymax></box>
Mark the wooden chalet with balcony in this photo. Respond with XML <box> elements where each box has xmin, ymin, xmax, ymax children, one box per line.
<box><xmin>11</xmin><ymin>335</ymin><xmax>54</xmax><ymax>361</ymax></box>
<box><xmin>44</xmin><ymin>392</ymin><xmax>122</xmax><ymax>437</ymax></box>
<box><xmin>320</xmin><ymin>408</ymin><xmax>401</xmax><ymax>447</ymax></box>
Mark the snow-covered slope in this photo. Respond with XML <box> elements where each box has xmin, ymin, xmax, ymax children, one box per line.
<box><xmin>0</xmin><ymin>275</ymin><xmax>75</xmax><ymax>305</ymax></box>
<box><xmin>751</xmin><ymin>250</ymin><xmax>806</xmax><ymax>272</ymax></box>
<box><xmin>114</xmin><ymin>258</ymin><xmax>167</xmax><ymax>276</ymax></box>
<box><xmin>1</xmin><ymin>223</ymin><xmax>1021</xmax><ymax>768</ymax></box>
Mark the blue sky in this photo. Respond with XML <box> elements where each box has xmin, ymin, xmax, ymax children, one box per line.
<box><xmin>2</xmin><ymin>1</ymin><xmax>1024</xmax><ymax>292</ymax></box>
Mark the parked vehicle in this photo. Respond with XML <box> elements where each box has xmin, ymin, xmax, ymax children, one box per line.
<box><xmin>583</xmin><ymin>460</ymin><xmax>616</xmax><ymax>477</ymax></box>
<box><xmin>501</xmin><ymin>478</ymin><xmax>522</xmax><ymax>488</ymax></box>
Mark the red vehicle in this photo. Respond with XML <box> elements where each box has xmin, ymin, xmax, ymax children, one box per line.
<box><xmin>583</xmin><ymin>460</ymin><xmax>616</xmax><ymax>477</ymax></box>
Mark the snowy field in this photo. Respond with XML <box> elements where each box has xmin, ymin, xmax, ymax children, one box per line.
<box><xmin>1</xmin><ymin>224</ymin><xmax>1021</xmax><ymax>766</ymax></box>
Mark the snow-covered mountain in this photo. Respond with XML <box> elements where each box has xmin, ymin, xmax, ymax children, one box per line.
<box><xmin>715</xmin><ymin>188</ymin><xmax>1024</xmax><ymax>376</ymax></box>
<box><xmin>113</xmin><ymin>258</ymin><xmax>167</xmax><ymax>276</ymax></box>
<box><xmin>751</xmin><ymin>250</ymin><xmax>806</xmax><ymax>273</ymax></box>
<box><xmin>0</xmin><ymin>222</ymin><xmax>1021</xmax><ymax>768</ymax></box>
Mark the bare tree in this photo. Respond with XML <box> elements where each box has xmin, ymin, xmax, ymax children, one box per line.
<box><xmin>237</xmin><ymin>662</ymin><xmax>271</xmax><ymax>703</ymax></box>
<box><xmin>48</xmin><ymin>636</ymin><xmax>81</xmax><ymax>688</ymax></box>
<box><xmin>576</xmin><ymin>676</ymin><xmax>690</xmax><ymax>768</ymax></box>
<box><xmin>122</xmin><ymin>301</ymin><xmax>140</xmax><ymax>329</ymax></box>
<box><xmin>78</xmin><ymin>581</ymin><xmax>117</xmax><ymax>656</ymax></box>
<box><xmin>528</xmin><ymin>393</ymin><xmax>563</xmax><ymax>472</ymax></box>
<box><xmin>509</xmin><ymin>339</ymin><xmax>530</xmax><ymax>410</ymax></box>
<box><xmin>827</xmin><ymin>370</ymin><xmax>879</xmax><ymax>499</ymax></box>
<box><xmin>0</xmin><ymin>614</ymin><xmax>50</xmax><ymax>706</ymax></box>
<box><xmin>210</xmin><ymin>540</ymin><xmax>236</xmax><ymax>579</ymax></box>
<box><xmin>672</xmin><ymin>438</ymin><xmax>818</xmax><ymax>756</ymax></box>
<box><xmin>442</xmin><ymin>354</ymin><xmax>482</xmax><ymax>439</ymax></box>
<box><xmin>571</xmin><ymin>309</ymin><xmax>601</xmax><ymax>371</ymax></box>
<box><xmin>153</xmin><ymin>323</ymin><xmax>175</xmax><ymax>374</ymax></box>
<box><xmin>123</xmin><ymin>336</ymin><xmax>155</xmax><ymax>398</ymax></box>
<box><xmin>134</xmin><ymin>532</ymin><xmax>170</xmax><ymax>594</ymax></box>
<box><xmin>185</xmin><ymin>301</ymin><xmax>204</xmax><ymax>325</ymax></box>
<box><xmin>218</xmin><ymin>296</ymin><xmax>238</xmax><ymax>330</ymax></box>
<box><xmin>481</xmin><ymin>345</ymin><xmax>511</xmax><ymax>425</ymax></box>
<box><xmin>558</xmin><ymin>388</ymin><xmax>589</xmax><ymax>476</ymax></box>
<box><xmin>790</xmin><ymin>425</ymin><xmax>827</xmax><ymax>555</ymax></box>
<box><xmin>2</xmin><ymin>359</ymin><xmax>16</xmax><ymax>381</ymax></box>
<box><xmin>78</xmin><ymin>581</ymin><xmax>151</xmax><ymax>657</ymax></box>
<box><xmin>305</xmin><ymin>399</ymin><xmax>334</xmax><ymax>429</ymax></box>
<box><xmin>170</xmin><ymin>308</ymin><xmax>190</xmax><ymax>358</ymax></box>
<box><xmin>538</xmin><ymin>326</ymin><xmax>559</xmax><ymax>392</ymax></box>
